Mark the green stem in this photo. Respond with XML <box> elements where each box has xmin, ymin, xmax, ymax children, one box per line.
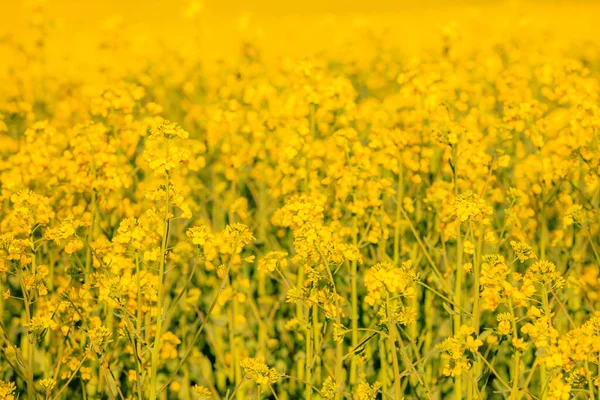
<box><xmin>149</xmin><ymin>165</ymin><xmax>171</xmax><ymax>400</ymax></box>
<box><xmin>471</xmin><ymin>224</ymin><xmax>482</xmax><ymax>398</ymax></box>
<box><xmin>386</xmin><ymin>295</ymin><xmax>402</xmax><ymax>400</ymax></box>
<box><xmin>159</xmin><ymin>252</ymin><xmax>235</xmax><ymax>393</ymax></box>
<box><xmin>395</xmin><ymin>325</ymin><xmax>431</xmax><ymax>398</ymax></box>
<box><xmin>379</xmin><ymin>339</ymin><xmax>388</xmax><ymax>394</ymax></box>
<box><xmin>394</xmin><ymin>158</ymin><xmax>404</xmax><ymax>265</ymax></box>
<box><xmin>335</xmin><ymin>339</ymin><xmax>343</xmax><ymax>400</ymax></box>
<box><xmin>229</xmin><ymin>293</ymin><xmax>242</xmax><ymax>399</ymax></box>
<box><xmin>509</xmin><ymin>299</ymin><xmax>520</xmax><ymax>400</ymax></box>
<box><xmin>312</xmin><ymin>306</ymin><xmax>321</xmax><ymax>384</ymax></box>
<box><xmin>452</xmin><ymin>145</ymin><xmax>463</xmax><ymax>400</ymax></box>
<box><xmin>24</xmin><ymin>246</ymin><xmax>36</xmax><ymax>400</ymax></box>
<box><xmin>540</xmin><ymin>194</ymin><xmax>547</xmax><ymax>261</ymax></box>
<box><xmin>135</xmin><ymin>253</ymin><xmax>143</xmax><ymax>400</ymax></box>
<box><xmin>350</xmin><ymin>216</ymin><xmax>358</xmax><ymax>385</ymax></box>
<box><xmin>52</xmin><ymin>352</ymin><xmax>89</xmax><ymax>400</ymax></box>
<box><xmin>540</xmin><ymin>285</ymin><xmax>550</xmax><ymax>399</ymax></box>
<box><xmin>305</xmin><ymin>308</ymin><xmax>312</xmax><ymax>399</ymax></box>
<box><xmin>295</xmin><ymin>263</ymin><xmax>306</xmax><ymax>393</ymax></box>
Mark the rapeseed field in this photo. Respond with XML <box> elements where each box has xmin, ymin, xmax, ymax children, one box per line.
<box><xmin>1</xmin><ymin>1</ymin><xmax>600</xmax><ymax>399</ymax></box>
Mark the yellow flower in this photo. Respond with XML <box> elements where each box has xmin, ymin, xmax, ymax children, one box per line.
<box><xmin>187</xmin><ymin>225</ymin><xmax>214</xmax><ymax>247</ymax></box>
<box><xmin>240</xmin><ymin>357</ymin><xmax>279</xmax><ymax>386</ymax></box>
<box><xmin>355</xmin><ymin>381</ymin><xmax>381</xmax><ymax>400</ymax></box>
<box><xmin>65</xmin><ymin>239</ymin><xmax>84</xmax><ymax>255</ymax></box>
<box><xmin>463</xmin><ymin>262</ymin><xmax>473</xmax><ymax>273</ymax></box>
<box><xmin>320</xmin><ymin>377</ymin><xmax>338</xmax><ymax>399</ymax></box>
<box><xmin>547</xmin><ymin>374</ymin><xmax>571</xmax><ymax>400</ymax></box>
<box><xmin>192</xmin><ymin>385</ymin><xmax>212</xmax><ymax>399</ymax></box>
<box><xmin>80</xmin><ymin>367</ymin><xmax>92</xmax><ymax>381</ymax></box>
<box><xmin>498</xmin><ymin>320</ymin><xmax>511</xmax><ymax>335</ymax></box>
<box><xmin>511</xmin><ymin>337</ymin><xmax>528</xmax><ymax>351</ymax></box>
<box><xmin>510</xmin><ymin>241</ymin><xmax>537</xmax><ymax>263</ymax></box>
<box><xmin>222</xmin><ymin>223</ymin><xmax>255</xmax><ymax>250</ymax></box>
<box><xmin>149</xmin><ymin>120</ymin><xmax>189</xmax><ymax>140</ymax></box>
<box><xmin>0</xmin><ymin>380</ymin><xmax>16</xmax><ymax>399</ymax></box>
<box><xmin>257</xmin><ymin>251</ymin><xmax>287</xmax><ymax>273</ymax></box>
<box><xmin>463</xmin><ymin>240</ymin><xmax>475</xmax><ymax>255</ymax></box>
<box><xmin>39</xmin><ymin>378</ymin><xmax>56</xmax><ymax>393</ymax></box>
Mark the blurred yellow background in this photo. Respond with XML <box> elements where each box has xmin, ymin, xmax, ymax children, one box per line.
<box><xmin>1</xmin><ymin>0</ymin><xmax>600</xmax><ymax>86</ymax></box>
<box><xmin>2</xmin><ymin>0</ymin><xmax>600</xmax><ymax>55</ymax></box>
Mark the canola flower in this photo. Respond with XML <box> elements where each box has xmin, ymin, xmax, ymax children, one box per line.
<box><xmin>1</xmin><ymin>1</ymin><xmax>600</xmax><ymax>399</ymax></box>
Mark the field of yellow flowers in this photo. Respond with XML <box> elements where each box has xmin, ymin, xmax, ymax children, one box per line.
<box><xmin>1</xmin><ymin>1</ymin><xmax>600</xmax><ymax>399</ymax></box>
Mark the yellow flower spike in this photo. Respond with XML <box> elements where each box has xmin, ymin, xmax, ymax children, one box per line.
<box><xmin>39</xmin><ymin>378</ymin><xmax>56</xmax><ymax>393</ymax></box>
<box><xmin>149</xmin><ymin>121</ymin><xmax>189</xmax><ymax>140</ymax></box>
<box><xmin>187</xmin><ymin>225</ymin><xmax>214</xmax><ymax>247</ymax></box>
<box><xmin>192</xmin><ymin>385</ymin><xmax>212</xmax><ymax>399</ymax></box>
<box><xmin>240</xmin><ymin>357</ymin><xmax>279</xmax><ymax>386</ymax></box>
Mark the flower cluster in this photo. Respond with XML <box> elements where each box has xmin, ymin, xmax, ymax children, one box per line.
<box><xmin>240</xmin><ymin>357</ymin><xmax>280</xmax><ymax>386</ymax></box>
<box><xmin>437</xmin><ymin>325</ymin><xmax>483</xmax><ymax>377</ymax></box>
